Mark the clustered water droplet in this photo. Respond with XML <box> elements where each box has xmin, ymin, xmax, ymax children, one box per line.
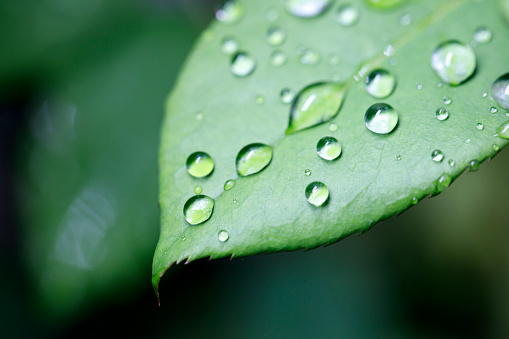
<box><xmin>365</xmin><ymin>69</ymin><xmax>396</xmax><ymax>99</ymax></box>
<box><xmin>236</xmin><ymin>143</ymin><xmax>273</xmax><ymax>176</ymax></box>
<box><xmin>431</xmin><ymin>40</ymin><xmax>476</xmax><ymax>85</ymax></box>
<box><xmin>468</xmin><ymin>159</ymin><xmax>480</xmax><ymax>172</ymax></box>
<box><xmin>186</xmin><ymin>152</ymin><xmax>214</xmax><ymax>178</ymax></box>
<box><xmin>305</xmin><ymin>181</ymin><xmax>329</xmax><ymax>206</ymax></box>
<box><xmin>183</xmin><ymin>195</ymin><xmax>215</xmax><ymax>225</ymax></box>
<box><xmin>280</xmin><ymin>88</ymin><xmax>295</xmax><ymax>104</ymax></box>
<box><xmin>364</xmin><ymin>103</ymin><xmax>399</xmax><ymax>134</ymax></box>
<box><xmin>316</xmin><ymin>136</ymin><xmax>342</xmax><ymax>160</ymax></box>
<box><xmin>496</xmin><ymin>121</ymin><xmax>509</xmax><ymax>139</ymax></box>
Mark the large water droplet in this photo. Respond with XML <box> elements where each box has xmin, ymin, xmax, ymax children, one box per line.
<box><xmin>218</xmin><ymin>230</ymin><xmax>229</xmax><ymax>242</ymax></box>
<box><xmin>305</xmin><ymin>181</ymin><xmax>329</xmax><ymax>206</ymax></box>
<box><xmin>435</xmin><ymin>108</ymin><xmax>449</xmax><ymax>121</ymax></box>
<box><xmin>287</xmin><ymin>82</ymin><xmax>346</xmax><ymax>134</ymax></box>
<box><xmin>434</xmin><ymin>173</ymin><xmax>452</xmax><ymax>193</ymax></box>
<box><xmin>474</xmin><ymin>26</ymin><xmax>493</xmax><ymax>44</ymax></box>
<box><xmin>316</xmin><ymin>136</ymin><xmax>341</xmax><ymax>161</ymax></box>
<box><xmin>366</xmin><ymin>0</ymin><xmax>404</xmax><ymax>9</ymax></box>
<box><xmin>221</xmin><ymin>37</ymin><xmax>239</xmax><ymax>55</ymax></box>
<box><xmin>224</xmin><ymin>179</ymin><xmax>236</xmax><ymax>191</ymax></box>
<box><xmin>364</xmin><ymin>103</ymin><xmax>398</xmax><ymax>134</ymax></box>
<box><xmin>491</xmin><ymin>73</ymin><xmax>509</xmax><ymax>109</ymax></box>
<box><xmin>490</xmin><ymin>106</ymin><xmax>498</xmax><ymax>113</ymax></box>
<box><xmin>216</xmin><ymin>1</ymin><xmax>244</xmax><ymax>24</ymax></box>
<box><xmin>335</xmin><ymin>5</ymin><xmax>359</xmax><ymax>26</ymax></box>
<box><xmin>365</xmin><ymin>69</ymin><xmax>396</xmax><ymax>99</ymax></box>
<box><xmin>431</xmin><ymin>40</ymin><xmax>476</xmax><ymax>85</ymax></box>
<box><xmin>186</xmin><ymin>152</ymin><xmax>214</xmax><ymax>178</ymax></box>
<box><xmin>236</xmin><ymin>143</ymin><xmax>273</xmax><ymax>176</ymax></box>
<box><xmin>280</xmin><ymin>88</ymin><xmax>295</xmax><ymax>104</ymax></box>
<box><xmin>267</xmin><ymin>27</ymin><xmax>286</xmax><ymax>46</ymax></box>
<box><xmin>431</xmin><ymin>149</ymin><xmax>444</xmax><ymax>162</ymax></box>
<box><xmin>230</xmin><ymin>52</ymin><xmax>256</xmax><ymax>77</ymax></box>
<box><xmin>270</xmin><ymin>50</ymin><xmax>287</xmax><ymax>67</ymax></box>
<box><xmin>284</xmin><ymin>0</ymin><xmax>331</xmax><ymax>18</ymax></box>
<box><xmin>496</xmin><ymin>121</ymin><xmax>509</xmax><ymax>139</ymax></box>
<box><xmin>183</xmin><ymin>195</ymin><xmax>215</xmax><ymax>225</ymax></box>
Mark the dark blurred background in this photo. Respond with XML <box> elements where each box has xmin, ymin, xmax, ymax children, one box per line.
<box><xmin>1</xmin><ymin>0</ymin><xmax>509</xmax><ymax>338</ymax></box>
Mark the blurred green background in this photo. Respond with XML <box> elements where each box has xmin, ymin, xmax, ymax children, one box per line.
<box><xmin>1</xmin><ymin>0</ymin><xmax>509</xmax><ymax>337</ymax></box>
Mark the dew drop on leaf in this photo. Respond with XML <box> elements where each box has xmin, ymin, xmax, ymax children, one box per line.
<box><xmin>435</xmin><ymin>108</ymin><xmax>449</xmax><ymax>121</ymax></box>
<box><xmin>468</xmin><ymin>159</ymin><xmax>480</xmax><ymax>172</ymax></box>
<box><xmin>473</xmin><ymin>26</ymin><xmax>493</xmax><ymax>44</ymax></box>
<box><xmin>183</xmin><ymin>195</ymin><xmax>215</xmax><ymax>225</ymax></box>
<box><xmin>194</xmin><ymin>186</ymin><xmax>203</xmax><ymax>194</ymax></box>
<box><xmin>186</xmin><ymin>152</ymin><xmax>214</xmax><ymax>178</ymax></box>
<box><xmin>304</xmin><ymin>169</ymin><xmax>312</xmax><ymax>176</ymax></box>
<box><xmin>255</xmin><ymin>94</ymin><xmax>265</xmax><ymax>104</ymax></box>
<box><xmin>267</xmin><ymin>27</ymin><xmax>286</xmax><ymax>46</ymax></box>
<box><xmin>316</xmin><ymin>136</ymin><xmax>342</xmax><ymax>161</ymax></box>
<box><xmin>444</xmin><ymin>96</ymin><xmax>452</xmax><ymax>105</ymax></box>
<box><xmin>224</xmin><ymin>179</ymin><xmax>236</xmax><ymax>191</ymax></box>
<box><xmin>364</xmin><ymin>103</ymin><xmax>398</xmax><ymax>134</ymax></box>
<box><xmin>431</xmin><ymin>40</ymin><xmax>476</xmax><ymax>85</ymax></box>
<box><xmin>448</xmin><ymin>159</ymin><xmax>456</xmax><ymax>167</ymax></box>
<box><xmin>305</xmin><ymin>181</ymin><xmax>329</xmax><ymax>207</ymax></box>
<box><xmin>270</xmin><ymin>50</ymin><xmax>287</xmax><ymax>67</ymax></box>
<box><xmin>365</xmin><ymin>69</ymin><xmax>396</xmax><ymax>99</ymax></box>
<box><xmin>335</xmin><ymin>5</ymin><xmax>360</xmax><ymax>27</ymax></box>
<box><xmin>218</xmin><ymin>230</ymin><xmax>229</xmax><ymax>242</ymax></box>
<box><xmin>434</xmin><ymin>173</ymin><xmax>452</xmax><ymax>193</ymax></box>
<box><xmin>300</xmin><ymin>49</ymin><xmax>322</xmax><ymax>65</ymax></box>
<box><xmin>221</xmin><ymin>37</ymin><xmax>239</xmax><ymax>55</ymax></box>
<box><xmin>476</xmin><ymin>123</ymin><xmax>484</xmax><ymax>131</ymax></box>
<box><xmin>496</xmin><ymin>121</ymin><xmax>509</xmax><ymax>139</ymax></box>
<box><xmin>230</xmin><ymin>52</ymin><xmax>256</xmax><ymax>77</ymax></box>
<box><xmin>491</xmin><ymin>73</ymin><xmax>509</xmax><ymax>109</ymax></box>
<box><xmin>284</xmin><ymin>0</ymin><xmax>331</xmax><ymax>18</ymax></box>
<box><xmin>431</xmin><ymin>149</ymin><xmax>444</xmax><ymax>162</ymax></box>
<box><xmin>236</xmin><ymin>143</ymin><xmax>273</xmax><ymax>176</ymax></box>
<box><xmin>216</xmin><ymin>1</ymin><xmax>244</xmax><ymax>24</ymax></box>
<box><xmin>280</xmin><ymin>88</ymin><xmax>295</xmax><ymax>104</ymax></box>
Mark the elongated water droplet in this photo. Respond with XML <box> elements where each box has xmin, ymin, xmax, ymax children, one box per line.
<box><xmin>186</xmin><ymin>152</ymin><xmax>214</xmax><ymax>178</ymax></box>
<box><xmin>364</xmin><ymin>103</ymin><xmax>398</xmax><ymax>134</ymax></box>
<box><xmin>233</xmin><ymin>199</ymin><xmax>237</xmax><ymax>204</ymax></box>
<box><xmin>434</xmin><ymin>173</ymin><xmax>452</xmax><ymax>193</ymax></box>
<box><xmin>411</xmin><ymin>196</ymin><xmax>418</xmax><ymax>204</ymax></box>
<box><xmin>287</xmin><ymin>82</ymin><xmax>346</xmax><ymax>134</ymax></box>
<box><xmin>221</xmin><ymin>37</ymin><xmax>239</xmax><ymax>55</ymax></box>
<box><xmin>443</xmin><ymin>96</ymin><xmax>452</xmax><ymax>105</ymax></box>
<box><xmin>267</xmin><ymin>27</ymin><xmax>286</xmax><ymax>46</ymax></box>
<box><xmin>194</xmin><ymin>186</ymin><xmax>203</xmax><ymax>194</ymax></box>
<box><xmin>305</xmin><ymin>181</ymin><xmax>329</xmax><ymax>206</ymax></box>
<box><xmin>230</xmin><ymin>52</ymin><xmax>256</xmax><ymax>77</ymax></box>
<box><xmin>216</xmin><ymin>1</ymin><xmax>244</xmax><ymax>24</ymax></box>
<box><xmin>304</xmin><ymin>169</ymin><xmax>311</xmax><ymax>176</ymax></box>
<box><xmin>436</xmin><ymin>108</ymin><xmax>449</xmax><ymax>121</ymax></box>
<box><xmin>491</xmin><ymin>73</ymin><xmax>509</xmax><ymax>109</ymax></box>
<box><xmin>328</xmin><ymin>53</ymin><xmax>340</xmax><ymax>65</ymax></box>
<box><xmin>431</xmin><ymin>40</ymin><xmax>476</xmax><ymax>85</ymax></box>
<box><xmin>474</xmin><ymin>26</ymin><xmax>492</xmax><ymax>44</ymax></box>
<box><xmin>280</xmin><ymin>88</ymin><xmax>295</xmax><ymax>104</ymax></box>
<box><xmin>476</xmin><ymin>123</ymin><xmax>484</xmax><ymax>131</ymax></box>
<box><xmin>365</xmin><ymin>69</ymin><xmax>396</xmax><ymax>99</ymax></box>
<box><xmin>316</xmin><ymin>136</ymin><xmax>341</xmax><ymax>160</ymax></box>
<box><xmin>496</xmin><ymin>121</ymin><xmax>509</xmax><ymax>139</ymax></box>
<box><xmin>468</xmin><ymin>159</ymin><xmax>479</xmax><ymax>172</ymax></box>
<box><xmin>366</xmin><ymin>0</ymin><xmax>404</xmax><ymax>9</ymax></box>
<box><xmin>224</xmin><ymin>179</ymin><xmax>236</xmax><ymax>191</ymax></box>
<box><xmin>270</xmin><ymin>50</ymin><xmax>287</xmax><ymax>67</ymax></box>
<box><xmin>218</xmin><ymin>230</ymin><xmax>229</xmax><ymax>242</ymax></box>
<box><xmin>284</xmin><ymin>0</ymin><xmax>331</xmax><ymax>18</ymax></box>
<box><xmin>300</xmin><ymin>49</ymin><xmax>322</xmax><ymax>65</ymax></box>
<box><xmin>431</xmin><ymin>149</ymin><xmax>444</xmax><ymax>162</ymax></box>
<box><xmin>335</xmin><ymin>5</ymin><xmax>359</xmax><ymax>26</ymax></box>
<box><xmin>396</xmin><ymin>155</ymin><xmax>402</xmax><ymax>161</ymax></box>
<box><xmin>416</xmin><ymin>83</ymin><xmax>423</xmax><ymax>90</ymax></box>
<box><xmin>384</xmin><ymin>44</ymin><xmax>395</xmax><ymax>57</ymax></box>
<box><xmin>236</xmin><ymin>143</ymin><xmax>273</xmax><ymax>176</ymax></box>
<box><xmin>183</xmin><ymin>195</ymin><xmax>215</xmax><ymax>225</ymax></box>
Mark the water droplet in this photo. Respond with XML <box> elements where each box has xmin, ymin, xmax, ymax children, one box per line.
<box><xmin>287</xmin><ymin>82</ymin><xmax>346</xmax><ymax>134</ymax></box>
<box><xmin>491</xmin><ymin>73</ymin><xmax>509</xmax><ymax>109</ymax></box>
<box><xmin>468</xmin><ymin>159</ymin><xmax>479</xmax><ymax>172</ymax></box>
<box><xmin>304</xmin><ymin>169</ymin><xmax>312</xmax><ymax>176</ymax></box>
<box><xmin>411</xmin><ymin>196</ymin><xmax>418</xmax><ymax>204</ymax></box>
<box><xmin>194</xmin><ymin>186</ymin><xmax>203</xmax><ymax>194</ymax></box>
<box><xmin>328</xmin><ymin>53</ymin><xmax>340</xmax><ymax>65</ymax></box>
<box><xmin>329</xmin><ymin>123</ymin><xmax>338</xmax><ymax>131</ymax></box>
<box><xmin>233</xmin><ymin>199</ymin><xmax>237</xmax><ymax>204</ymax></box>
<box><xmin>216</xmin><ymin>1</ymin><xmax>244</xmax><ymax>24</ymax></box>
<box><xmin>474</xmin><ymin>26</ymin><xmax>493</xmax><ymax>44</ymax></box>
<box><xmin>230</xmin><ymin>52</ymin><xmax>256</xmax><ymax>77</ymax></box>
<box><xmin>365</xmin><ymin>69</ymin><xmax>396</xmax><ymax>99</ymax></box>
<box><xmin>305</xmin><ymin>181</ymin><xmax>329</xmax><ymax>206</ymax></box>
<box><xmin>399</xmin><ymin>13</ymin><xmax>412</xmax><ymax>26</ymax></box>
<box><xmin>431</xmin><ymin>149</ymin><xmax>444</xmax><ymax>162</ymax></box>
<box><xmin>448</xmin><ymin>159</ymin><xmax>456</xmax><ymax>167</ymax></box>
<box><xmin>434</xmin><ymin>173</ymin><xmax>452</xmax><ymax>193</ymax></box>
<box><xmin>482</xmin><ymin>92</ymin><xmax>488</xmax><ymax>98</ymax></box>
<box><xmin>416</xmin><ymin>83</ymin><xmax>423</xmax><ymax>90</ymax></box>
<box><xmin>267</xmin><ymin>27</ymin><xmax>286</xmax><ymax>46</ymax></box>
<box><xmin>255</xmin><ymin>94</ymin><xmax>265</xmax><ymax>104</ymax></box>
<box><xmin>280</xmin><ymin>88</ymin><xmax>295</xmax><ymax>104</ymax></box>
<box><xmin>366</xmin><ymin>0</ymin><xmax>404</xmax><ymax>9</ymax></box>
<box><xmin>396</xmin><ymin>155</ymin><xmax>402</xmax><ymax>161</ymax></box>
<box><xmin>493</xmin><ymin>144</ymin><xmax>500</xmax><ymax>152</ymax></box>
<box><xmin>300</xmin><ymin>49</ymin><xmax>322</xmax><ymax>65</ymax></box>
<box><xmin>284</xmin><ymin>0</ymin><xmax>331</xmax><ymax>18</ymax></box>
<box><xmin>224</xmin><ymin>179</ymin><xmax>236</xmax><ymax>191</ymax></box>
<box><xmin>195</xmin><ymin>111</ymin><xmax>204</xmax><ymax>120</ymax></box>
<box><xmin>364</xmin><ymin>103</ymin><xmax>399</xmax><ymax>134</ymax></box>
<box><xmin>270</xmin><ymin>50</ymin><xmax>287</xmax><ymax>67</ymax></box>
<box><xmin>476</xmin><ymin>123</ymin><xmax>484</xmax><ymax>131</ymax></box>
<box><xmin>335</xmin><ymin>5</ymin><xmax>359</xmax><ymax>26</ymax></box>
<box><xmin>490</xmin><ymin>106</ymin><xmax>498</xmax><ymax>113</ymax></box>
<box><xmin>496</xmin><ymin>121</ymin><xmax>509</xmax><ymax>139</ymax></box>
<box><xmin>183</xmin><ymin>195</ymin><xmax>215</xmax><ymax>225</ymax></box>
<box><xmin>218</xmin><ymin>230</ymin><xmax>229</xmax><ymax>242</ymax></box>
<box><xmin>431</xmin><ymin>40</ymin><xmax>476</xmax><ymax>85</ymax></box>
<box><xmin>437</xmin><ymin>81</ymin><xmax>444</xmax><ymax>88</ymax></box>
<box><xmin>186</xmin><ymin>152</ymin><xmax>214</xmax><ymax>178</ymax></box>
<box><xmin>236</xmin><ymin>143</ymin><xmax>273</xmax><ymax>176</ymax></box>
<box><xmin>443</xmin><ymin>96</ymin><xmax>452</xmax><ymax>105</ymax></box>
<box><xmin>221</xmin><ymin>37</ymin><xmax>239</xmax><ymax>55</ymax></box>
<box><xmin>435</xmin><ymin>108</ymin><xmax>449</xmax><ymax>121</ymax></box>
<box><xmin>465</xmin><ymin>138</ymin><xmax>471</xmax><ymax>144</ymax></box>
<box><xmin>181</xmin><ymin>235</ymin><xmax>186</xmax><ymax>241</ymax></box>
<box><xmin>316</xmin><ymin>136</ymin><xmax>341</xmax><ymax>160</ymax></box>
<box><xmin>266</xmin><ymin>8</ymin><xmax>279</xmax><ymax>21</ymax></box>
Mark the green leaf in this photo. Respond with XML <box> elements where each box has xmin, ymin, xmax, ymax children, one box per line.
<box><xmin>153</xmin><ymin>0</ymin><xmax>509</xmax><ymax>297</ymax></box>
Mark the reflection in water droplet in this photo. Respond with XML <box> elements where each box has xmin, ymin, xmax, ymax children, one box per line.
<box><xmin>444</xmin><ymin>96</ymin><xmax>452</xmax><ymax>105</ymax></box>
<box><xmin>216</xmin><ymin>1</ymin><xmax>244</xmax><ymax>24</ymax></box>
<box><xmin>230</xmin><ymin>52</ymin><xmax>256</xmax><ymax>77</ymax></box>
<box><xmin>364</xmin><ymin>103</ymin><xmax>399</xmax><ymax>134</ymax></box>
<box><xmin>431</xmin><ymin>149</ymin><xmax>444</xmax><ymax>162</ymax></box>
<box><xmin>496</xmin><ymin>121</ymin><xmax>509</xmax><ymax>139</ymax></box>
<box><xmin>317</xmin><ymin>136</ymin><xmax>341</xmax><ymax>160</ymax></box>
<box><xmin>304</xmin><ymin>169</ymin><xmax>312</xmax><ymax>176</ymax></box>
<box><xmin>287</xmin><ymin>82</ymin><xmax>345</xmax><ymax>134</ymax></box>
<box><xmin>267</xmin><ymin>27</ymin><xmax>286</xmax><ymax>46</ymax></box>
<box><xmin>284</xmin><ymin>0</ymin><xmax>331</xmax><ymax>18</ymax></box>
<box><xmin>270</xmin><ymin>50</ymin><xmax>287</xmax><ymax>67</ymax></box>
<box><xmin>436</xmin><ymin>108</ymin><xmax>449</xmax><ymax>121</ymax></box>
<box><xmin>434</xmin><ymin>173</ymin><xmax>452</xmax><ymax>193</ymax></box>
<box><xmin>468</xmin><ymin>160</ymin><xmax>479</xmax><ymax>172</ymax></box>
<box><xmin>448</xmin><ymin>159</ymin><xmax>456</xmax><ymax>167</ymax></box>
<box><xmin>256</xmin><ymin>94</ymin><xmax>265</xmax><ymax>104</ymax></box>
<box><xmin>476</xmin><ymin>123</ymin><xmax>484</xmax><ymax>131</ymax></box>
<box><xmin>218</xmin><ymin>230</ymin><xmax>229</xmax><ymax>242</ymax></box>
<box><xmin>194</xmin><ymin>186</ymin><xmax>203</xmax><ymax>194</ymax></box>
<box><xmin>329</xmin><ymin>123</ymin><xmax>338</xmax><ymax>131</ymax></box>
<box><xmin>491</xmin><ymin>73</ymin><xmax>509</xmax><ymax>109</ymax></box>
<box><xmin>474</xmin><ymin>26</ymin><xmax>493</xmax><ymax>44</ymax></box>
<box><xmin>431</xmin><ymin>40</ymin><xmax>476</xmax><ymax>85</ymax></box>
<box><xmin>280</xmin><ymin>88</ymin><xmax>295</xmax><ymax>104</ymax></box>
<box><xmin>335</xmin><ymin>5</ymin><xmax>359</xmax><ymax>26</ymax></box>
<box><xmin>221</xmin><ymin>37</ymin><xmax>239</xmax><ymax>55</ymax></box>
<box><xmin>224</xmin><ymin>179</ymin><xmax>236</xmax><ymax>191</ymax></box>
<box><xmin>183</xmin><ymin>195</ymin><xmax>215</xmax><ymax>225</ymax></box>
<box><xmin>305</xmin><ymin>181</ymin><xmax>329</xmax><ymax>206</ymax></box>
<box><xmin>300</xmin><ymin>49</ymin><xmax>322</xmax><ymax>65</ymax></box>
<box><xmin>236</xmin><ymin>143</ymin><xmax>273</xmax><ymax>176</ymax></box>
<box><xmin>186</xmin><ymin>152</ymin><xmax>214</xmax><ymax>178</ymax></box>
<box><xmin>365</xmin><ymin>69</ymin><xmax>396</xmax><ymax>99</ymax></box>
<box><xmin>399</xmin><ymin>13</ymin><xmax>412</xmax><ymax>26</ymax></box>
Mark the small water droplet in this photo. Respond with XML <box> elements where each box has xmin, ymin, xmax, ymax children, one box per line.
<box><xmin>194</xmin><ymin>186</ymin><xmax>203</xmax><ymax>194</ymax></box>
<box><xmin>411</xmin><ymin>196</ymin><xmax>418</xmax><ymax>204</ymax></box>
<box><xmin>434</xmin><ymin>173</ymin><xmax>452</xmax><ymax>192</ymax></box>
<box><xmin>468</xmin><ymin>159</ymin><xmax>479</xmax><ymax>172</ymax></box>
<box><xmin>284</xmin><ymin>0</ymin><xmax>331</xmax><ymax>18</ymax></box>
<box><xmin>431</xmin><ymin>149</ymin><xmax>444</xmax><ymax>162</ymax></box>
<box><xmin>443</xmin><ymin>96</ymin><xmax>452</xmax><ymax>105</ymax></box>
<box><xmin>195</xmin><ymin>111</ymin><xmax>204</xmax><ymax>120</ymax></box>
<box><xmin>465</xmin><ymin>138</ymin><xmax>471</xmax><ymax>144</ymax></box>
<box><xmin>233</xmin><ymin>199</ymin><xmax>237</xmax><ymax>204</ymax></box>
<box><xmin>437</xmin><ymin>81</ymin><xmax>444</xmax><ymax>88</ymax></box>
<box><xmin>183</xmin><ymin>195</ymin><xmax>215</xmax><ymax>225</ymax></box>
<box><xmin>396</xmin><ymin>155</ymin><xmax>402</xmax><ymax>161</ymax></box>
<box><xmin>436</xmin><ymin>108</ymin><xmax>449</xmax><ymax>121</ymax></box>
<box><xmin>218</xmin><ymin>230</ymin><xmax>229</xmax><ymax>242</ymax></box>
<box><xmin>491</xmin><ymin>73</ymin><xmax>509</xmax><ymax>109</ymax></box>
<box><xmin>490</xmin><ymin>106</ymin><xmax>498</xmax><ymax>113</ymax></box>
<box><xmin>255</xmin><ymin>94</ymin><xmax>265</xmax><ymax>104</ymax></box>
<box><xmin>493</xmin><ymin>144</ymin><xmax>500</xmax><ymax>152</ymax></box>
<box><xmin>431</xmin><ymin>40</ymin><xmax>476</xmax><ymax>85</ymax></box>
<box><xmin>267</xmin><ymin>27</ymin><xmax>286</xmax><ymax>46</ymax></box>
<box><xmin>304</xmin><ymin>169</ymin><xmax>312</xmax><ymax>176</ymax></box>
<box><xmin>305</xmin><ymin>181</ymin><xmax>329</xmax><ymax>206</ymax></box>
<box><xmin>300</xmin><ymin>49</ymin><xmax>322</xmax><ymax>65</ymax></box>
<box><xmin>329</xmin><ymin>123</ymin><xmax>338</xmax><ymax>131</ymax></box>
<box><xmin>481</xmin><ymin>92</ymin><xmax>488</xmax><ymax>98</ymax></box>
<box><xmin>224</xmin><ymin>179</ymin><xmax>236</xmax><ymax>191</ymax></box>
<box><xmin>216</xmin><ymin>1</ymin><xmax>244</xmax><ymax>24</ymax></box>
<box><xmin>416</xmin><ymin>83</ymin><xmax>423</xmax><ymax>90</ymax></box>
<box><xmin>316</xmin><ymin>136</ymin><xmax>342</xmax><ymax>161</ymax></box>
<box><xmin>474</xmin><ymin>26</ymin><xmax>493</xmax><ymax>44</ymax></box>
<box><xmin>280</xmin><ymin>88</ymin><xmax>295</xmax><ymax>104</ymax></box>
<box><xmin>230</xmin><ymin>52</ymin><xmax>256</xmax><ymax>77</ymax></box>
<box><xmin>476</xmin><ymin>123</ymin><xmax>484</xmax><ymax>131</ymax></box>
<box><xmin>181</xmin><ymin>235</ymin><xmax>186</xmax><ymax>241</ymax></box>
<box><xmin>335</xmin><ymin>5</ymin><xmax>359</xmax><ymax>26</ymax></box>
<box><xmin>236</xmin><ymin>143</ymin><xmax>273</xmax><ymax>176</ymax></box>
<box><xmin>266</xmin><ymin>8</ymin><xmax>279</xmax><ymax>21</ymax></box>
<box><xmin>221</xmin><ymin>37</ymin><xmax>239</xmax><ymax>55</ymax></box>
<box><xmin>390</xmin><ymin>58</ymin><xmax>398</xmax><ymax>66</ymax></box>
<box><xmin>365</xmin><ymin>69</ymin><xmax>396</xmax><ymax>99</ymax></box>
<box><xmin>448</xmin><ymin>159</ymin><xmax>456</xmax><ymax>167</ymax></box>
<box><xmin>384</xmin><ymin>44</ymin><xmax>395</xmax><ymax>57</ymax></box>
<box><xmin>270</xmin><ymin>50</ymin><xmax>287</xmax><ymax>67</ymax></box>
<box><xmin>399</xmin><ymin>13</ymin><xmax>412</xmax><ymax>26</ymax></box>
<box><xmin>328</xmin><ymin>53</ymin><xmax>340</xmax><ymax>65</ymax></box>
<box><xmin>496</xmin><ymin>121</ymin><xmax>509</xmax><ymax>139</ymax></box>
<box><xmin>364</xmin><ymin>103</ymin><xmax>399</xmax><ymax>134</ymax></box>
<box><xmin>186</xmin><ymin>152</ymin><xmax>214</xmax><ymax>178</ymax></box>
<box><xmin>287</xmin><ymin>82</ymin><xmax>346</xmax><ymax>134</ymax></box>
